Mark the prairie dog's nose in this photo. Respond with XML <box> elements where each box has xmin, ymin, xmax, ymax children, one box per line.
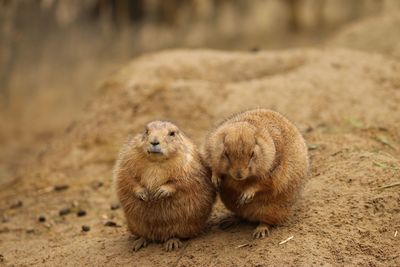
<box><xmin>150</xmin><ymin>140</ymin><xmax>160</xmax><ymax>146</ymax></box>
<box><xmin>236</xmin><ymin>171</ymin><xmax>243</xmax><ymax>179</ymax></box>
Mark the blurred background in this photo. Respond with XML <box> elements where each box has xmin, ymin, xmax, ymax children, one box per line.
<box><xmin>1</xmin><ymin>0</ymin><xmax>399</xmax><ymax>182</ymax></box>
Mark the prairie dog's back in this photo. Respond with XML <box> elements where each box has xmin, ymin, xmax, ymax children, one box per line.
<box><xmin>221</xmin><ymin>109</ymin><xmax>303</xmax><ymax>140</ymax></box>
<box><xmin>220</xmin><ymin>108</ymin><xmax>308</xmax><ymax>167</ymax></box>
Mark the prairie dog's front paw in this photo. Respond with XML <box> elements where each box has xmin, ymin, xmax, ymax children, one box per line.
<box><xmin>237</xmin><ymin>190</ymin><xmax>256</xmax><ymax>207</ymax></box>
<box><xmin>211</xmin><ymin>173</ymin><xmax>221</xmax><ymax>189</ymax></box>
<box><xmin>134</xmin><ymin>187</ymin><xmax>150</xmax><ymax>202</ymax></box>
<box><xmin>152</xmin><ymin>185</ymin><xmax>176</xmax><ymax>200</ymax></box>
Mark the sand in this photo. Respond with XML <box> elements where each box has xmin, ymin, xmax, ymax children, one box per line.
<box><xmin>0</xmin><ymin>48</ymin><xmax>399</xmax><ymax>266</ymax></box>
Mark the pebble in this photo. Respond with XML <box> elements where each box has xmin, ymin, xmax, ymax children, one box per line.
<box><xmin>82</xmin><ymin>225</ymin><xmax>90</xmax><ymax>232</ymax></box>
<box><xmin>1</xmin><ymin>216</ymin><xmax>9</xmax><ymax>223</ymax></box>
<box><xmin>104</xmin><ymin>220</ymin><xmax>118</xmax><ymax>227</ymax></box>
<box><xmin>59</xmin><ymin>208</ymin><xmax>71</xmax><ymax>216</ymax></box>
<box><xmin>0</xmin><ymin>227</ymin><xmax>10</xmax><ymax>233</ymax></box>
<box><xmin>26</xmin><ymin>228</ymin><xmax>35</xmax><ymax>234</ymax></box>
<box><xmin>91</xmin><ymin>181</ymin><xmax>103</xmax><ymax>189</ymax></box>
<box><xmin>53</xmin><ymin>184</ymin><xmax>69</xmax><ymax>192</ymax></box>
<box><xmin>110</xmin><ymin>203</ymin><xmax>120</xmax><ymax>210</ymax></box>
<box><xmin>77</xmin><ymin>210</ymin><xmax>87</xmax><ymax>217</ymax></box>
<box><xmin>38</xmin><ymin>216</ymin><xmax>46</xmax><ymax>222</ymax></box>
<box><xmin>307</xmin><ymin>144</ymin><xmax>319</xmax><ymax>150</ymax></box>
<box><xmin>10</xmin><ymin>200</ymin><xmax>23</xmax><ymax>209</ymax></box>
<box><xmin>249</xmin><ymin>47</ymin><xmax>260</xmax><ymax>53</ymax></box>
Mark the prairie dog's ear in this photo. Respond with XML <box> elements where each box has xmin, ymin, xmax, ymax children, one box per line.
<box><xmin>256</xmin><ymin>133</ymin><xmax>275</xmax><ymax>148</ymax></box>
<box><xmin>255</xmin><ymin>135</ymin><xmax>273</xmax><ymax>153</ymax></box>
<box><xmin>255</xmin><ymin>135</ymin><xmax>276</xmax><ymax>167</ymax></box>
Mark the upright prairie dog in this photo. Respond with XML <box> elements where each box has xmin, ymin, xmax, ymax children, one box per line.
<box><xmin>205</xmin><ymin>109</ymin><xmax>309</xmax><ymax>238</ymax></box>
<box><xmin>114</xmin><ymin>121</ymin><xmax>215</xmax><ymax>251</ymax></box>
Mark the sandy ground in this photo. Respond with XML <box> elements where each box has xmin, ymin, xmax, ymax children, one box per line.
<box><xmin>0</xmin><ymin>48</ymin><xmax>399</xmax><ymax>266</ymax></box>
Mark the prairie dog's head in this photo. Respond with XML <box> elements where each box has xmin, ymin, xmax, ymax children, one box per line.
<box><xmin>139</xmin><ymin>121</ymin><xmax>187</xmax><ymax>161</ymax></box>
<box><xmin>213</xmin><ymin>122</ymin><xmax>276</xmax><ymax>181</ymax></box>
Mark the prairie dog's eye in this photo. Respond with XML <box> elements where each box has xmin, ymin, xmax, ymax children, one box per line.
<box><xmin>169</xmin><ymin>131</ymin><xmax>176</xmax><ymax>137</ymax></box>
<box><xmin>144</xmin><ymin>128</ymin><xmax>149</xmax><ymax>135</ymax></box>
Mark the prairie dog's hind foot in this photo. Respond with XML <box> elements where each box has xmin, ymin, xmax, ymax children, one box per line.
<box><xmin>164</xmin><ymin>238</ymin><xmax>182</xmax><ymax>252</ymax></box>
<box><xmin>219</xmin><ymin>214</ymin><xmax>241</xmax><ymax>230</ymax></box>
<box><xmin>252</xmin><ymin>223</ymin><xmax>270</xmax><ymax>239</ymax></box>
<box><xmin>132</xmin><ymin>236</ymin><xmax>148</xmax><ymax>251</ymax></box>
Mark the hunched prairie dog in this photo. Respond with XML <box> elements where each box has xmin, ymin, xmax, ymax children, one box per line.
<box><xmin>205</xmin><ymin>108</ymin><xmax>309</xmax><ymax>238</ymax></box>
<box><xmin>114</xmin><ymin>121</ymin><xmax>216</xmax><ymax>251</ymax></box>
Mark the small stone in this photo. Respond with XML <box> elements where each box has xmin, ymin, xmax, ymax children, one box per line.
<box><xmin>249</xmin><ymin>47</ymin><xmax>260</xmax><ymax>53</ymax></box>
<box><xmin>0</xmin><ymin>227</ymin><xmax>10</xmax><ymax>233</ymax></box>
<box><xmin>77</xmin><ymin>210</ymin><xmax>87</xmax><ymax>217</ymax></box>
<box><xmin>10</xmin><ymin>200</ymin><xmax>23</xmax><ymax>209</ymax></box>
<box><xmin>38</xmin><ymin>216</ymin><xmax>46</xmax><ymax>222</ymax></box>
<box><xmin>308</xmin><ymin>144</ymin><xmax>319</xmax><ymax>150</ymax></box>
<box><xmin>54</xmin><ymin>184</ymin><xmax>69</xmax><ymax>192</ymax></box>
<box><xmin>1</xmin><ymin>216</ymin><xmax>9</xmax><ymax>223</ymax></box>
<box><xmin>104</xmin><ymin>220</ymin><xmax>118</xmax><ymax>227</ymax></box>
<box><xmin>91</xmin><ymin>181</ymin><xmax>103</xmax><ymax>189</ymax></box>
<box><xmin>110</xmin><ymin>203</ymin><xmax>120</xmax><ymax>210</ymax></box>
<box><xmin>82</xmin><ymin>225</ymin><xmax>90</xmax><ymax>232</ymax></box>
<box><xmin>304</xmin><ymin>126</ymin><xmax>314</xmax><ymax>133</ymax></box>
<box><xmin>59</xmin><ymin>208</ymin><xmax>71</xmax><ymax>216</ymax></box>
<box><xmin>26</xmin><ymin>228</ymin><xmax>35</xmax><ymax>234</ymax></box>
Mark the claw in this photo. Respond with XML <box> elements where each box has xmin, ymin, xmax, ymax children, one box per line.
<box><xmin>152</xmin><ymin>186</ymin><xmax>172</xmax><ymax>201</ymax></box>
<box><xmin>135</xmin><ymin>188</ymin><xmax>149</xmax><ymax>202</ymax></box>
<box><xmin>132</xmin><ymin>237</ymin><xmax>148</xmax><ymax>252</ymax></box>
<box><xmin>164</xmin><ymin>238</ymin><xmax>182</xmax><ymax>252</ymax></box>
<box><xmin>237</xmin><ymin>191</ymin><xmax>255</xmax><ymax>207</ymax></box>
<box><xmin>252</xmin><ymin>224</ymin><xmax>270</xmax><ymax>239</ymax></box>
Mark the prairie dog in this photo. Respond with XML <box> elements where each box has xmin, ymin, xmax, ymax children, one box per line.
<box><xmin>115</xmin><ymin>121</ymin><xmax>216</xmax><ymax>251</ymax></box>
<box><xmin>205</xmin><ymin>109</ymin><xmax>309</xmax><ymax>238</ymax></box>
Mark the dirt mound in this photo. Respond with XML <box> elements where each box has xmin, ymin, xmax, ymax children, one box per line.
<box><xmin>1</xmin><ymin>49</ymin><xmax>399</xmax><ymax>266</ymax></box>
<box><xmin>331</xmin><ymin>13</ymin><xmax>400</xmax><ymax>59</ymax></box>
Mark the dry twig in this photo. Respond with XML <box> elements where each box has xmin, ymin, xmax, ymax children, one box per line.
<box><xmin>279</xmin><ymin>236</ymin><xmax>294</xmax><ymax>245</ymax></box>
<box><xmin>377</xmin><ymin>182</ymin><xmax>400</xmax><ymax>190</ymax></box>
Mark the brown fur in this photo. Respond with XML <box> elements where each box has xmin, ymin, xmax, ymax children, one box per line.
<box><xmin>205</xmin><ymin>109</ymin><xmax>309</xmax><ymax>238</ymax></box>
<box><xmin>114</xmin><ymin>121</ymin><xmax>216</xmax><ymax>251</ymax></box>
